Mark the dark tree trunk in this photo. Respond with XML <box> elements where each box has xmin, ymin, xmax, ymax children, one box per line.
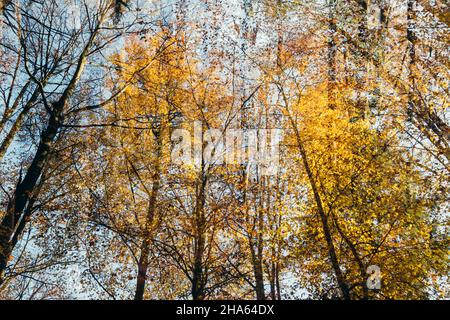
<box><xmin>269</xmin><ymin>260</ymin><xmax>277</xmax><ymax>300</ymax></box>
<box><xmin>275</xmin><ymin>262</ymin><xmax>281</xmax><ymax>300</ymax></box>
<box><xmin>134</xmin><ymin>135</ymin><xmax>163</xmax><ymax>300</ymax></box>
<box><xmin>287</xmin><ymin>116</ymin><xmax>350</xmax><ymax>300</ymax></box>
<box><xmin>249</xmin><ymin>239</ymin><xmax>265</xmax><ymax>300</ymax></box>
<box><xmin>0</xmin><ymin>22</ymin><xmax>96</xmax><ymax>284</ymax></box>
<box><xmin>255</xmin><ymin>199</ymin><xmax>265</xmax><ymax>300</ymax></box>
<box><xmin>134</xmin><ymin>239</ymin><xmax>151</xmax><ymax>300</ymax></box>
<box><xmin>191</xmin><ymin>174</ymin><xmax>207</xmax><ymax>300</ymax></box>
<box><xmin>0</xmin><ymin>104</ymin><xmax>64</xmax><ymax>285</ymax></box>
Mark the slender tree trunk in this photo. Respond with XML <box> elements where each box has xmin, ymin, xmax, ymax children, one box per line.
<box><xmin>269</xmin><ymin>259</ymin><xmax>276</xmax><ymax>300</ymax></box>
<box><xmin>280</xmin><ymin>8</ymin><xmax>349</xmax><ymax>292</ymax></box>
<box><xmin>256</xmin><ymin>186</ymin><xmax>265</xmax><ymax>300</ymax></box>
<box><xmin>192</xmin><ymin>173</ymin><xmax>207</xmax><ymax>300</ymax></box>
<box><xmin>249</xmin><ymin>235</ymin><xmax>265</xmax><ymax>300</ymax></box>
<box><xmin>248</xmin><ymin>162</ymin><xmax>266</xmax><ymax>300</ymax></box>
<box><xmin>0</xmin><ymin>88</ymin><xmax>39</xmax><ymax>161</ymax></box>
<box><xmin>254</xmin><ymin>247</ymin><xmax>265</xmax><ymax>300</ymax></box>
<box><xmin>254</xmin><ymin>265</ymin><xmax>265</xmax><ymax>300</ymax></box>
<box><xmin>275</xmin><ymin>261</ymin><xmax>281</xmax><ymax>300</ymax></box>
<box><xmin>0</xmin><ymin>79</ymin><xmax>30</xmax><ymax>135</ymax></box>
<box><xmin>134</xmin><ymin>177</ymin><xmax>161</xmax><ymax>300</ymax></box>
<box><xmin>285</xmin><ymin>108</ymin><xmax>350</xmax><ymax>299</ymax></box>
<box><xmin>297</xmin><ymin>137</ymin><xmax>350</xmax><ymax>299</ymax></box>
<box><xmin>134</xmin><ymin>238</ymin><xmax>151</xmax><ymax>300</ymax></box>
<box><xmin>134</xmin><ymin>132</ymin><xmax>163</xmax><ymax>300</ymax></box>
<box><xmin>327</xmin><ymin>0</ymin><xmax>337</xmax><ymax>110</ymax></box>
<box><xmin>0</xmin><ymin>103</ymin><xmax>63</xmax><ymax>284</ymax></box>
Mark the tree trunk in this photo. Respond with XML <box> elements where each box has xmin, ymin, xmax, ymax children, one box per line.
<box><xmin>0</xmin><ymin>21</ymin><xmax>96</xmax><ymax>284</ymax></box>
<box><xmin>255</xmin><ymin>190</ymin><xmax>265</xmax><ymax>300</ymax></box>
<box><xmin>134</xmin><ymin>238</ymin><xmax>151</xmax><ymax>300</ymax></box>
<box><xmin>0</xmin><ymin>88</ymin><xmax>39</xmax><ymax>161</ymax></box>
<box><xmin>299</xmin><ymin>140</ymin><xmax>350</xmax><ymax>299</ymax></box>
<box><xmin>327</xmin><ymin>0</ymin><xmax>337</xmax><ymax>110</ymax></box>
<box><xmin>275</xmin><ymin>261</ymin><xmax>281</xmax><ymax>300</ymax></box>
<box><xmin>286</xmin><ymin>112</ymin><xmax>350</xmax><ymax>299</ymax></box>
<box><xmin>134</xmin><ymin>133</ymin><xmax>163</xmax><ymax>300</ymax></box>
<box><xmin>0</xmin><ymin>104</ymin><xmax>63</xmax><ymax>285</ymax></box>
<box><xmin>249</xmin><ymin>236</ymin><xmax>265</xmax><ymax>300</ymax></box>
<box><xmin>192</xmin><ymin>174</ymin><xmax>207</xmax><ymax>300</ymax></box>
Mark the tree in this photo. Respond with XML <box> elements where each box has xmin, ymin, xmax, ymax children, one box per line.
<box><xmin>0</xmin><ymin>0</ymin><xmax>150</xmax><ymax>287</ymax></box>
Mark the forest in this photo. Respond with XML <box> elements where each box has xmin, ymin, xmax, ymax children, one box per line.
<box><xmin>0</xmin><ymin>0</ymin><xmax>448</xmax><ymax>300</ymax></box>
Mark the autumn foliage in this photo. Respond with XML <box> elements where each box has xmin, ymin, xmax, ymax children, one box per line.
<box><xmin>0</xmin><ymin>0</ymin><xmax>448</xmax><ymax>300</ymax></box>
